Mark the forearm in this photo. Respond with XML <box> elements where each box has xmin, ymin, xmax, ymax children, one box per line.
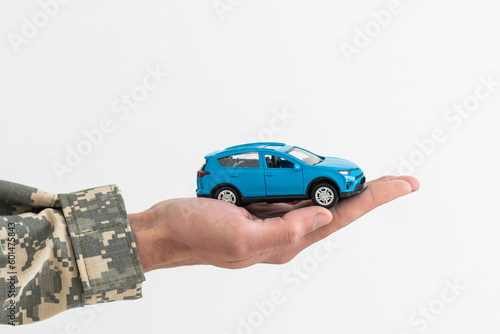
<box><xmin>58</xmin><ymin>185</ymin><xmax>145</xmax><ymax>306</ymax></box>
<box><xmin>0</xmin><ymin>208</ymin><xmax>82</xmax><ymax>325</ymax></box>
<box><xmin>0</xmin><ymin>180</ymin><xmax>145</xmax><ymax>325</ymax></box>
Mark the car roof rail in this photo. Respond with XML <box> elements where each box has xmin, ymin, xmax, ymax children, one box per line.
<box><xmin>205</xmin><ymin>142</ymin><xmax>288</xmax><ymax>159</ymax></box>
<box><xmin>224</xmin><ymin>142</ymin><xmax>286</xmax><ymax>150</ymax></box>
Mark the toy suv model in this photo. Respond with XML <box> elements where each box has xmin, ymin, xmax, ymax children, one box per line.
<box><xmin>196</xmin><ymin>142</ymin><xmax>366</xmax><ymax>208</ymax></box>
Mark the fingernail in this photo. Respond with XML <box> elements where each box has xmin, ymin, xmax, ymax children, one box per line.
<box><xmin>313</xmin><ymin>213</ymin><xmax>331</xmax><ymax>230</ymax></box>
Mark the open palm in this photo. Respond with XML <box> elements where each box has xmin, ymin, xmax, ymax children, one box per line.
<box><xmin>130</xmin><ymin>175</ymin><xmax>419</xmax><ymax>272</ymax></box>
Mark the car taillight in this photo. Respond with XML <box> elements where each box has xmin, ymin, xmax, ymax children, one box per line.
<box><xmin>197</xmin><ymin>171</ymin><xmax>211</xmax><ymax>178</ymax></box>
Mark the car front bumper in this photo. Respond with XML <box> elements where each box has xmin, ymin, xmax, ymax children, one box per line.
<box><xmin>340</xmin><ymin>184</ymin><xmax>367</xmax><ymax>198</ymax></box>
<box><xmin>340</xmin><ymin>183</ymin><xmax>367</xmax><ymax>198</ymax></box>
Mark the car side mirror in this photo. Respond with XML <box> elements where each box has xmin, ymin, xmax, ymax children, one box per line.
<box><xmin>294</xmin><ymin>164</ymin><xmax>301</xmax><ymax>171</ymax></box>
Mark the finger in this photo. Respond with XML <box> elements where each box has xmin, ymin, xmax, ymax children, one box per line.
<box><xmin>366</xmin><ymin>175</ymin><xmax>398</xmax><ymax>184</ymax></box>
<box><xmin>366</xmin><ymin>175</ymin><xmax>419</xmax><ymax>191</ymax></box>
<box><xmin>301</xmin><ymin>178</ymin><xmax>414</xmax><ymax>246</ymax></box>
<box><xmin>246</xmin><ymin>206</ymin><xmax>333</xmax><ymax>253</ymax></box>
<box><xmin>288</xmin><ymin>200</ymin><xmax>314</xmax><ymax>210</ymax></box>
<box><xmin>260</xmin><ymin>177</ymin><xmax>418</xmax><ymax>263</ymax></box>
<box><xmin>242</xmin><ymin>176</ymin><xmax>418</xmax><ymax>266</ymax></box>
<box><xmin>395</xmin><ymin>175</ymin><xmax>420</xmax><ymax>191</ymax></box>
<box><xmin>310</xmin><ymin>176</ymin><xmax>418</xmax><ymax>239</ymax></box>
<box><xmin>245</xmin><ymin>175</ymin><xmax>417</xmax><ymax>219</ymax></box>
<box><xmin>332</xmin><ymin>177</ymin><xmax>417</xmax><ymax>227</ymax></box>
<box><xmin>246</xmin><ymin>202</ymin><xmax>299</xmax><ymax>218</ymax></box>
<box><xmin>246</xmin><ymin>200</ymin><xmax>313</xmax><ymax>218</ymax></box>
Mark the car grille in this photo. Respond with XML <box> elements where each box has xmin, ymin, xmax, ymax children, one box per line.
<box><xmin>355</xmin><ymin>172</ymin><xmax>364</xmax><ymax>180</ymax></box>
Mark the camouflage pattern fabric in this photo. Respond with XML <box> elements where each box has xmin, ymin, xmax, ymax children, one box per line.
<box><xmin>0</xmin><ymin>180</ymin><xmax>145</xmax><ymax>325</ymax></box>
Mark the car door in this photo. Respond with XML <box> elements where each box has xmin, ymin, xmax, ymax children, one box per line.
<box><xmin>219</xmin><ymin>151</ymin><xmax>266</xmax><ymax>197</ymax></box>
<box><xmin>262</xmin><ymin>152</ymin><xmax>304</xmax><ymax>196</ymax></box>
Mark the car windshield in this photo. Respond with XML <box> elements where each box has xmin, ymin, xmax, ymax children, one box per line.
<box><xmin>286</xmin><ymin>147</ymin><xmax>323</xmax><ymax>165</ymax></box>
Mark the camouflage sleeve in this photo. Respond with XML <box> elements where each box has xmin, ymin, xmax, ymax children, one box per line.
<box><xmin>0</xmin><ymin>180</ymin><xmax>145</xmax><ymax>326</ymax></box>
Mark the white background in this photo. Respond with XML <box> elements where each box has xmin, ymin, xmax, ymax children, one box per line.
<box><xmin>1</xmin><ymin>1</ymin><xmax>499</xmax><ymax>333</ymax></box>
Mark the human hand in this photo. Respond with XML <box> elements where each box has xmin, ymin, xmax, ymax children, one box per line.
<box><xmin>128</xmin><ymin>175</ymin><xmax>419</xmax><ymax>272</ymax></box>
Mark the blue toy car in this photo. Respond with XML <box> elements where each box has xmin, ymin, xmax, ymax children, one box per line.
<box><xmin>196</xmin><ymin>142</ymin><xmax>366</xmax><ymax>208</ymax></box>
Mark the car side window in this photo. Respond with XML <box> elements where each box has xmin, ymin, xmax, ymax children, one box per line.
<box><xmin>218</xmin><ymin>152</ymin><xmax>260</xmax><ymax>168</ymax></box>
<box><xmin>264</xmin><ymin>154</ymin><xmax>294</xmax><ymax>168</ymax></box>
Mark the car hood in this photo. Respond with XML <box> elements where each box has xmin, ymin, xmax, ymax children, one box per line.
<box><xmin>315</xmin><ymin>157</ymin><xmax>359</xmax><ymax>169</ymax></box>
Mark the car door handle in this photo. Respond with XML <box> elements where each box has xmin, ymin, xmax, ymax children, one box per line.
<box><xmin>266</xmin><ymin>173</ymin><xmax>274</xmax><ymax>176</ymax></box>
<box><xmin>229</xmin><ymin>173</ymin><xmax>238</xmax><ymax>177</ymax></box>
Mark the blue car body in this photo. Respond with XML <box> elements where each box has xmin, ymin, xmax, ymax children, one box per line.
<box><xmin>196</xmin><ymin>142</ymin><xmax>366</xmax><ymax>206</ymax></box>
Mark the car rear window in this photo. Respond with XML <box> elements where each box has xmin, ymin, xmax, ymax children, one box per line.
<box><xmin>218</xmin><ymin>152</ymin><xmax>260</xmax><ymax>168</ymax></box>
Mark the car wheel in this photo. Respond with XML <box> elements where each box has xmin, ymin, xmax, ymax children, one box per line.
<box><xmin>311</xmin><ymin>183</ymin><xmax>339</xmax><ymax>208</ymax></box>
<box><xmin>215</xmin><ymin>187</ymin><xmax>240</xmax><ymax>206</ymax></box>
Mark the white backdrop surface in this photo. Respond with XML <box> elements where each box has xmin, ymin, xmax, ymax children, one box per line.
<box><xmin>1</xmin><ymin>1</ymin><xmax>499</xmax><ymax>333</ymax></box>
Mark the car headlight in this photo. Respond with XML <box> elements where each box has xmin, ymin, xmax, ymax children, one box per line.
<box><xmin>337</xmin><ymin>170</ymin><xmax>351</xmax><ymax>175</ymax></box>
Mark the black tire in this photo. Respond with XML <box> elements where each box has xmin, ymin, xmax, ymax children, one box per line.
<box><xmin>311</xmin><ymin>183</ymin><xmax>339</xmax><ymax>208</ymax></box>
<box><xmin>215</xmin><ymin>187</ymin><xmax>241</xmax><ymax>206</ymax></box>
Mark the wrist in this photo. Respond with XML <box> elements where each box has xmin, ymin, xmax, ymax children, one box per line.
<box><xmin>128</xmin><ymin>210</ymin><xmax>157</xmax><ymax>272</ymax></box>
<box><xmin>128</xmin><ymin>206</ymin><xmax>199</xmax><ymax>272</ymax></box>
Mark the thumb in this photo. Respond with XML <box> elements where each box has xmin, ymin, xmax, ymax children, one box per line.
<box><xmin>249</xmin><ymin>206</ymin><xmax>333</xmax><ymax>251</ymax></box>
